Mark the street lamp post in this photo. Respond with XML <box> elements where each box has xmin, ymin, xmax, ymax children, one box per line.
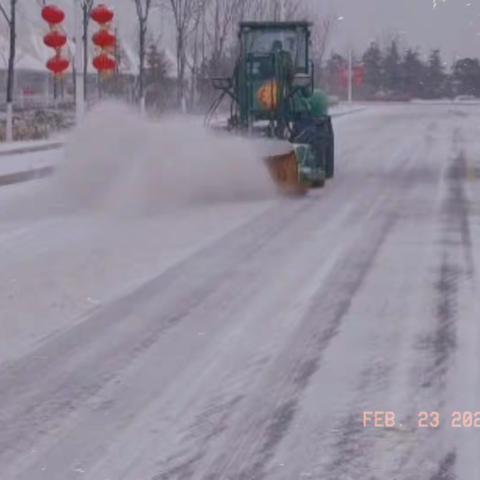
<box><xmin>336</xmin><ymin>15</ymin><xmax>353</xmax><ymax>104</ymax></box>
<box><xmin>348</xmin><ymin>48</ymin><xmax>353</xmax><ymax>104</ymax></box>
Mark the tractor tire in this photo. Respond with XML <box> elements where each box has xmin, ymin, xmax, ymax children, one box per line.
<box><xmin>311</xmin><ymin>176</ymin><xmax>326</xmax><ymax>188</ymax></box>
<box><xmin>325</xmin><ymin>120</ymin><xmax>335</xmax><ymax>179</ymax></box>
<box><xmin>312</xmin><ymin>148</ymin><xmax>326</xmax><ymax>188</ymax></box>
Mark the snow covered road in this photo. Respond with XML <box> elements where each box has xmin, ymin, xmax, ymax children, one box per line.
<box><xmin>1</xmin><ymin>103</ymin><xmax>480</xmax><ymax>479</ymax></box>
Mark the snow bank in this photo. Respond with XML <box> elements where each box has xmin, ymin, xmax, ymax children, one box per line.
<box><xmin>51</xmin><ymin>102</ymin><xmax>274</xmax><ymax>216</ymax></box>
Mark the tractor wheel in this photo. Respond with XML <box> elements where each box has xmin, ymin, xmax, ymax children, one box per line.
<box><xmin>325</xmin><ymin>121</ymin><xmax>335</xmax><ymax>179</ymax></box>
<box><xmin>311</xmin><ymin>148</ymin><xmax>326</xmax><ymax>188</ymax></box>
<box><xmin>311</xmin><ymin>176</ymin><xmax>325</xmax><ymax>188</ymax></box>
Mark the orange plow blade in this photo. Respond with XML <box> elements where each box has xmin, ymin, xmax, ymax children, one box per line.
<box><xmin>264</xmin><ymin>150</ymin><xmax>307</xmax><ymax>195</ymax></box>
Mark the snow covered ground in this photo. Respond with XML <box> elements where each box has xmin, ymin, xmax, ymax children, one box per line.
<box><xmin>0</xmin><ymin>138</ymin><xmax>63</xmax><ymax>157</ymax></box>
<box><xmin>1</xmin><ymin>102</ymin><xmax>480</xmax><ymax>479</ymax></box>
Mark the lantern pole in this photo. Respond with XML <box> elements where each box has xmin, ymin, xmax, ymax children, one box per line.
<box><xmin>74</xmin><ymin>0</ymin><xmax>85</xmax><ymax>121</ymax></box>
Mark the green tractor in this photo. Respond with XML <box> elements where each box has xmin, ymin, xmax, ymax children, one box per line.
<box><xmin>207</xmin><ymin>21</ymin><xmax>334</xmax><ymax>193</ymax></box>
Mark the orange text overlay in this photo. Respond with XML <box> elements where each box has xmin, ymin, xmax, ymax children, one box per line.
<box><xmin>362</xmin><ymin>411</ymin><xmax>480</xmax><ymax>429</ymax></box>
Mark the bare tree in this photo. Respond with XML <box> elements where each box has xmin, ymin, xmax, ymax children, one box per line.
<box><xmin>273</xmin><ymin>1</ymin><xmax>337</xmax><ymax>85</ymax></box>
<box><xmin>272</xmin><ymin>0</ymin><xmax>302</xmax><ymax>20</ymax></box>
<box><xmin>168</xmin><ymin>0</ymin><xmax>206</xmax><ymax>108</ymax></box>
<box><xmin>187</xmin><ymin>0</ymin><xmax>249</xmax><ymax>108</ymax></box>
<box><xmin>283</xmin><ymin>0</ymin><xmax>303</xmax><ymax>18</ymax></box>
<box><xmin>240</xmin><ymin>0</ymin><xmax>302</xmax><ymax>21</ymax></box>
<box><xmin>187</xmin><ymin>7</ymin><xmax>202</xmax><ymax>109</ymax></box>
<box><xmin>81</xmin><ymin>0</ymin><xmax>94</xmax><ymax>100</ymax></box>
<box><xmin>179</xmin><ymin>0</ymin><xmax>239</xmax><ymax>109</ymax></box>
<box><xmin>0</xmin><ymin>0</ymin><xmax>17</xmax><ymax>141</ymax></box>
<box><xmin>132</xmin><ymin>0</ymin><xmax>153</xmax><ymax>107</ymax></box>
<box><xmin>242</xmin><ymin>0</ymin><xmax>269</xmax><ymax>20</ymax></box>
<box><xmin>204</xmin><ymin>0</ymin><xmax>244</xmax><ymax>74</ymax></box>
<box><xmin>208</xmin><ymin>0</ymin><xmax>307</xmax><ymax>60</ymax></box>
<box><xmin>311</xmin><ymin>15</ymin><xmax>335</xmax><ymax>71</ymax></box>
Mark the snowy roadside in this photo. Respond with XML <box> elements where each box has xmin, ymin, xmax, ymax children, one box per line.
<box><xmin>329</xmin><ymin>102</ymin><xmax>366</xmax><ymax>117</ymax></box>
<box><xmin>0</xmin><ymin>137</ymin><xmax>65</xmax><ymax>187</ymax></box>
<box><xmin>0</xmin><ymin>138</ymin><xmax>63</xmax><ymax>157</ymax></box>
<box><xmin>0</xmin><ymin>147</ymin><xmax>63</xmax><ymax>186</ymax></box>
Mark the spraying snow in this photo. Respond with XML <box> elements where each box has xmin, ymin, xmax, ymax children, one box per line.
<box><xmin>51</xmin><ymin>102</ymin><xmax>275</xmax><ymax>216</ymax></box>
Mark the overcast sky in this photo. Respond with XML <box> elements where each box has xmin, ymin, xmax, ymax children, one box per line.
<box><xmin>317</xmin><ymin>0</ymin><xmax>480</xmax><ymax>62</ymax></box>
<box><xmin>3</xmin><ymin>0</ymin><xmax>479</xmax><ymax>70</ymax></box>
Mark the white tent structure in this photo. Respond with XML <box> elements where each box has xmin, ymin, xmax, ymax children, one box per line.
<box><xmin>0</xmin><ymin>1</ymin><xmax>177</xmax><ymax>78</ymax></box>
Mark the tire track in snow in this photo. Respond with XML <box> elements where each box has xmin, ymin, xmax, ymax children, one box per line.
<box><xmin>400</xmin><ymin>127</ymin><xmax>472</xmax><ymax>480</ymax></box>
<box><xmin>0</xmin><ymin>200</ymin><xmax>311</xmax><ymax>469</ymax></box>
<box><xmin>422</xmin><ymin>131</ymin><xmax>473</xmax><ymax>480</ymax></box>
<box><xmin>420</xmin><ymin>255</ymin><xmax>458</xmax><ymax>392</ymax></box>
<box><xmin>289</xmin><ymin>119</ymin><xmax>447</xmax><ymax>480</ymax></box>
<box><xmin>151</xmin><ymin>111</ymin><xmax>443</xmax><ymax>480</ymax></box>
<box><xmin>430</xmin><ymin>450</ymin><xmax>457</xmax><ymax>480</ymax></box>
<box><xmin>186</xmin><ymin>208</ymin><xmax>398</xmax><ymax>480</ymax></box>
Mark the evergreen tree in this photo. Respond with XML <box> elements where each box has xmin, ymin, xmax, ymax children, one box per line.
<box><xmin>382</xmin><ymin>40</ymin><xmax>402</xmax><ymax>94</ymax></box>
<box><xmin>452</xmin><ymin>58</ymin><xmax>480</xmax><ymax>97</ymax></box>
<box><xmin>144</xmin><ymin>43</ymin><xmax>173</xmax><ymax>111</ymax></box>
<box><xmin>325</xmin><ymin>52</ymin><xmax>347</xmax><ymax>76</ymax></box>
<box><xmin>424</xmin><ymin>49</ymin><xmax>445</xmax><ymax>98</ymax></box>
<box><xmin>402</xmin><ymin>48</ymin><xmax>425</xmax><ymax>98</ymax></box>
<box><xmin>362</xmin><ymin>42</ymin><xmax>383</xmax><ymax>94</ymax></box>
<box><xmin>146</xmin><ymin>44</ymin><xmax>170</xmax><ymax>83</ymax></box>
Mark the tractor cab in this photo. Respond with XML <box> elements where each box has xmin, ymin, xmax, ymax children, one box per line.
<box><xmin>239</xmin><ymin>21</ymin><xmax>311</xmax><ymax>76</ymax></box>
<box><xmin>234</xmin><ymin>22</ymin><xmax>314</xmax><ymax>129</ymax></box>
<box><xmin>209</xmin><ymin>21</ymin><xmax>315</xmax><ymax>131</ymax></box>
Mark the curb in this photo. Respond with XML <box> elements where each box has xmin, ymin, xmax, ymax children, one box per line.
<box><xmin>0</xmin><ymin>166</ymin><xmax>55</xmax><ymax>187</ymax></box>
<box><xmin>0</xmin><ymin>141</ymin><xmax>63</xmax><ymax>158</ymax></box>
<box><xmin>331</xmin><ymin>107</ymin><xmax>366</xmax><ymax>118</ymax></box>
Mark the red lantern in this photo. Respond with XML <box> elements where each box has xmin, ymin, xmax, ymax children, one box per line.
<box><xmin>92</xmin><ymin>29</ymin><xmax>116</xmax><ymax>49</ymax></box>
<box><xmin>47</xmin><ymin>55</ymin><xmax>70</xmax><ymax>75</ymax></box>
<box><xmin>43</xmin><ymin>30</ymin><xmax>67</xmax><ymax>49</ymax></box>
<box><xmin>41</xmin><ymin>5</ymin><xmax>69</xmax><ymax>78</ymax></box>
<box><xmin>93</xmin><ymin>53</ymin><xmax>116</xmax><ymax>73</ymax></box>
<box><xmin>41</xmin><ymin>5</ymin><xmax>65</xmax><ymax>25</ymax></box>
<box><xmin>91</xmin><ymin>5</ymin><xmax>117</xmax><ymax>75</ymax></box>
<box><xmin>90</xmin><ymin>4</ymin><xmax>114</xmax><ymax>24</ymax></box>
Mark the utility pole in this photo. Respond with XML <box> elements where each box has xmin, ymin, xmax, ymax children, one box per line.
<box><xmin>4</xmin><ymin>0</ymin><xmax>17</xmax><ymax>142</ymax></box>
<box><xmin>74</xmin><ymin>0</ymin><xmax>85</xmax><ymax>121</ymax></box>
<box><xmin>347</xmin><ymin>48</ymin><xmax>353</xmax><ymax>104</ymax></box>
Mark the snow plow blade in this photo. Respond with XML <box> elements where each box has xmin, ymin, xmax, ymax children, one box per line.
<box><xmin>265</xmin><ymin>150</ymin><xmax>308</xmax><ymax>195</ymax></box>
<box><xmin>264</xmin><ymin>150</ymin><xmax>308</xmax><ymax>195</ymax></box>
